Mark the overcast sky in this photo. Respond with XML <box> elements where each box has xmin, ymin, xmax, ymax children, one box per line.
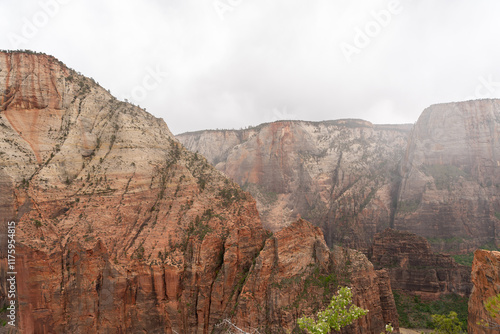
<box><xmin>2</xmin><ymin>0</ymin><xmax>500</xmax><ymax>134</ymax></box>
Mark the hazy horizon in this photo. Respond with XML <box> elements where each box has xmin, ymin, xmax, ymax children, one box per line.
<box><xmin>2</xmin><ymin>0</ymin><xmax>500</xmax><ymax>134</ymax></box>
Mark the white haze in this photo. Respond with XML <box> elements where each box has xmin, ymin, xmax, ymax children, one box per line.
<box><xmin>1</xmin><ymin>0</ymin><xmax>500</xmax><ymax>134</ymax></box>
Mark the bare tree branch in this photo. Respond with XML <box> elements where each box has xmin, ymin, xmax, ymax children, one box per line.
<box><xmin>215</xmin><ymin>318</ymin><xmax>261</xmax><ymax>334</ymax></box>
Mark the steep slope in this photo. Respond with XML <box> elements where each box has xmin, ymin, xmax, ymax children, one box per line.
<box><xmin>0</xmin><ymin>50</ymin><xmax>268</xmax><ymax>333</ymax></box>
<box><xmin>0</xmin><ymin>51</ymin><xmax>397</xmax><ymax>333</ymax></box>
<box><xmin>468</xmin><ymin>249</ymin><xmax>500</xmax><ymax>333</ymax></box>
<box><xmin>233</xmin><ymin>219</ymin><xmax>399</xmax><ymax>333</ymax></box>
<box><xmin>395</xmin><ymin>100</ymin><xmax>500</xmax><ymax>252</ymax></box>
<box><xmin>178</xmin><ymin>120</ymin><xmax>411</xmax><ymax>252</ymax></box>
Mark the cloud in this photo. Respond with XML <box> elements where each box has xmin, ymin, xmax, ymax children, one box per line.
<box><xmin>2</xmin><ymin>0</ymin><xmax>500</xmax><ymax>134</ymax></box>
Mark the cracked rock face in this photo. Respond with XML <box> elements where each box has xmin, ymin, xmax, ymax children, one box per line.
<box><xmin>178</xmin><ymin>121</ymin><xmax>411</xmax><ymax>252</ymax></box>
<box><xmin>371</xmin><ymin>229</ymin><xmax>472</xmax><ymax>299</ymax></box>
<box><xmin>0</xmin><ymin>51</ymin><xmax>267</xmax><ymax>333</ymax></box>
<box><xmin>233</xmin><ymin>219</ymin><xmax>399</xmax><ymax>334</ymax></box>
<box><xmin>179</xmin><ymin>100</ymin><xmax>500</xmax><ymax>254</ymax></box>
<box><xmin>0</xmin><ymin>51</ymin><xmax>397</xmax><ymax>334</ymax></box>
<box><xmin>468</xmin><ymin>249</ymin><xmax>500</xmax><ymax>333</ymax></box>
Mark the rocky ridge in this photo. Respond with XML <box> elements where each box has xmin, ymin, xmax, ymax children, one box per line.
<box><xmin>233</xmin><ymin>219</ymin><xmax>399</xmax><ymax>333</ymax></box>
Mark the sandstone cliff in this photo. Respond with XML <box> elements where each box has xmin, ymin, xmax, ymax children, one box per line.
<box><xmin>232</xmin><ymin>219</ymin><xmax>399</xmax><ymax>333</ymax></box>
<box><xmin>179</xmin><ymin>100</ymin><xmax>500</xmax><ymax>255</ymax></box>
<box><xmin>178</xmin><ymin>120</ymin><xmax>411</xmax><ymax>252</ymax></box>
<box><xmin>0</xmin><ymin>50</ymin><xmax>267</xmax><ymax>333</ymax></box>
<box><xmin>468</xmin><ymin>249</ymin><xmax>500</xmax><ymax>333</ymax></box>
<box><xmin>371</xmin><ymin>229</ymin><xmax>472</xmax><ymax>299</ymax></box>
<box><xmin>0</xmin><ymin>51</ymin><xmax>397</xmax><ymax>333</ymax></box>
<box><xmin>395</xmin><ymin>100</ymin><xmax>500</xmax><ymax>252</ymax></box>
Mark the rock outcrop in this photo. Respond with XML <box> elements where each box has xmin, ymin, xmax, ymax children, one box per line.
<box><xmin>395</xmin><ymin>100</ymin><xmax>500</xmax><ymax>252</ymax></box>
<box><xmin>371</xmin><ymin>229</ymin><xmax>472</xmax><ymax>299</ymax></box>
<box><xmin>178</xmin><ymin>121</ymin><xmax>411</xmax><ymax>252</ymax></box>
<box><xmin>0</xmin><ymin>51</ymin><xmax>397</xmax><ymax>333</ymax></box>
<box><xmin>468</xmin><ymin>249</ymin><xmax>500</xmax><ymax>333</ymax></box>
<box><xmin>233</xmin><ymin>219</ymin><xmax>399</xmax><ymax>333</ymax></box>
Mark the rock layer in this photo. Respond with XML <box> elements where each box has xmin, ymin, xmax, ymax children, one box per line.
<box><xmin>0</xmin><ymin>51</ymin><xmax>397</xmax><ymax>333</ymax></box>
<box><xmin>468</xmin><ymin>249</ymin><xmax>500</xmax><ymax>333</ymax></box>
<box><xmin>371</xmin><ymin>229</ymin><xmax>472</xmax><ymax>299</ymax></box>
<box><xmin>0</xmin><ymin>50</ymin><xmax>268</xmax><ymax>333</ymax></box>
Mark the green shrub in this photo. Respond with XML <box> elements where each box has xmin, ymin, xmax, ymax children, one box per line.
<box><xmin>393</xmin><ymin>291</ymin><xmax>468</xmax><ymax>329</ymax></box>
<box><xmin>451</xmin><ymin>253</ymin><xmax>475</xmax><ymax>267</ymax></box>
<box><xmin>431</xmin><ymin>311</ymin><xmax>464</xmax><ymax>333</ymax></box>
<box><xmin>298</xmin><ymin>287</ymin><xmax>368</xmax><ymax>333</ymax></box>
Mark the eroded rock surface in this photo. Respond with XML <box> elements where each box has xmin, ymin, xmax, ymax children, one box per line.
<box><xmin>178</xmin><ymin>121</ymin><xmax>411</xmax><ymax>252</ymax></box>
<box><xmin>0</xmin><ymin>51</ymin><xmax>265</xmax><ymax>333</ymax></box>
<box><xmin>395</xmin><ymin>101</ymin><xmax>500</xmax><ymax>252</ymax></box>
<box><xmin>179</xmin><ymin>100</ymin><xmax>500</xmax><ymax>255</ymax></box>
<box><xmin>234</xmin><ymin>219</ymin><xmax>399</xmax><ymax>333</ymax></box>
<box><xmin>468</xmin><ymin>249</ymin><xmax>500</xmax><ymax>333</ymax></box>
<box><xmin>371</xmin><ymin>229</ymin><xmax>472</xmax><ymax>299</ymax></box>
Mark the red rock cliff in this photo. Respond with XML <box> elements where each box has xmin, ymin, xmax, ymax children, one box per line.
<box><xmin>179</xmin><ymin>100</ymin><xmax>500</xmax><ymax>255</ymax></box>
<box><xmin>178</xmin><ymin>121</ymin><xmax>411</xmax><ymax>252</ymax></box>
<box><xmin>468</xmin><ymin>249</ymin><xmax>500</xmax><ymax>333</ymax></box>
<box><xmin>231</xmin><ymin>219</ymin><xmax>399</xmax><ymax>333</ymax></box>
<box><xmin>0</xmin><ymin>51</ymin><xmax>265</xmax><ymax>333</ymax></box>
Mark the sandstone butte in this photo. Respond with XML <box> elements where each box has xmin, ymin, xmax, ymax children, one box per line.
<box><xmin>468</xmin><ymin>249</ymin><xmax>500</xmax><ymax>333</ymax></box>
<box><xmin>178</xmin><ymin>100</ymin><xmax>500</xmax><ymax>254</ymax></box>
<box><xmin>0</xmin><ymin>51</ymin><xmax>399</xmax><ymax>333</ymax></box>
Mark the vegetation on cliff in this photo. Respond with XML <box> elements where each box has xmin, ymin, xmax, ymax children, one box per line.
<box><xmin>298</xmin><ymin>287</ymin><xmax>368</xmax><ymax>333</ymax></box>
<box><xmin>393</xmin><ymin>291</ymin><xmax>468</xmax><ymax>330</ymax></box>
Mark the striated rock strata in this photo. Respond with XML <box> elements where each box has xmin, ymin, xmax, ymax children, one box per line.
<box><xmin>178</xmin><ymin>120</ymin><xmax>411</xmax><ymax>252</ymax></box>
<box><xmin>371</xmin><ymin>229</ymin><xmax>472</xmax><ymax>299</ymax></box>
<box><xmin>0</xmin><ymin>51</ymin><xmax>397</xmax><ymax>333</ymax></box>
<box><xmin>468</xmin><ymin>249</ymin><xmax>500</xmax><ymax>333</ymax></box>
<box><xmin>179</xmin><ymin>100</ymin><xmax>500</xmax><ymax>255</ymax></box>
<box><xmin>395</xmin><ymin>100</ymin><xmax>500</xmax><ymax>252</ymax></box>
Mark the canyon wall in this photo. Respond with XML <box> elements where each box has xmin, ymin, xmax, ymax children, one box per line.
<box><xmin>233</xmin><ymin>219</ymin><xmax>399</xmax><ymax>333</ymax></box>
<box><xmin>179</xmin><ymin>100</ymin><xmax>500</xmax><ymax>254</ymax></box>
<box><xmin>394</xmin><ymin>100</ymin><xmax>500</xmax><ymax>252</ymax></box>
<box><xmin>179</xmin><ymin>121</ymin><xmax>411</xmax><ymax>252</ymax></box>
<box><xmin>0</xmin><ymin>51</ymin><xmax>396</xmax><ymax>333</ymax></box>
